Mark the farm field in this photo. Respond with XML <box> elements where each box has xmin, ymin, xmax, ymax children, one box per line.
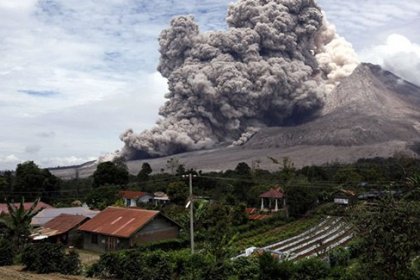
<box><xmin>236</xmin><ymin>215</ymin><xmax>353</xmax><ymax>260</ymax></box>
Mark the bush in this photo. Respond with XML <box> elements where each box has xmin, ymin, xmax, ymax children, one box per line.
<box><xmin>292</xmin><ymin>257</ymin><xmax>330</xmax><ymax>280</ymax></box>
<box><xmin>0</xmin><ymin>238</ymin><xmax>13</xmax><ymax>266</ymax></box>
<box><xmin>60</xmin><ymin>250</ymin><xmax>81</xmax><ymax>275</ymax></box>
<box><xmin>137</xmin><ymin>238</ymin><xmax>189</xmax><ymax>251</ymax></box>
<box><xmin>21</xmin><ymin>243</ymin><xmax>80</xmax><ymax>275</ymax></box>
<box><xmin>329</xmin><ymin>247</ymin><xmax>350</xmax><ymax>267</ymax></box>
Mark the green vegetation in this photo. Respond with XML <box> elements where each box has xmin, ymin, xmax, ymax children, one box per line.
<box><xmin>22</xmin><ymin>243</ymin><xmax>81</xmax><ymax>275</ymax></box>
<box><xmin>235</xmin><ymin>215</ymin><xmax>322</xmax><ymax>250</ymax></box>
<box><xmin>0</xmin><ymin>198</ymin><xmax>43</xmax><ymax>252</ymax></box>
<box><xmin>0</xmin><ymin>238</ymin><xmax>13</xmax><ymax>266</ymax></box>
<box><xmin>0</xmin><ymin>156</ymin><xmax>419</xmax><ymax>278</ymax></box>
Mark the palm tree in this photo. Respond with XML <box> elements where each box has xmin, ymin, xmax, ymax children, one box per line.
<box><xmin>0</xmin><ymin>198</ymin><xmax>43</xmax><ymax>252</ymax></box>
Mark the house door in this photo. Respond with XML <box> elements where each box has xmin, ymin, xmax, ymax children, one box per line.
<box><xmin>106</xmin><ymin>237</ymin><xmax>118</xmax><ymax>251</ymax></box>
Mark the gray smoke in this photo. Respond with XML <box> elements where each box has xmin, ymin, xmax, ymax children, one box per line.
<box><xmin>119</xmin><ymin>0</ymin><xmax>359</xmax><ymax>159</ymax></box>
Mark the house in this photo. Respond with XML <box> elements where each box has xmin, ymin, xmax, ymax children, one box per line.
<box><xmin>120</xmin><ymin>191</ymin><xmax>154</xmax><ymax>207</ymax></box>
<box><xmin>0</xmin><ymin>201</ymin><xmax>54</xmax><ymax>215</ymax></box>
<box><xmin>31</xmin><ymin>206</ymin><xmax>99</xmax><ymax>227</ymax></box>
<box><xmin>78</xmin><ymin>207</ymin><xmax>181</xmax><ymax>252</ymax></box>
<box><xmin>333</xmin><ymin>189</ymin><xmax>356</xmax><ymax>205</ymax></box>
<box><xmin>30</xmin><ymin>214</ymin><xmax>89</xmax><ymax>245</ymax></box>
<box><xmin>152</xmin><ymin>192</ymin><xmax>170</xmax><ymax>206</ymax></box>
<box><xmin>259</xmin><ymin>187</ymin><xmax>286</xmax><ymax>212</ymax></box>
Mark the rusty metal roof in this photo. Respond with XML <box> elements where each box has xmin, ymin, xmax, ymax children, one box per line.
<box><xmin>120</xmin><ymin>191</ymin><xmax>150</xmax><ymax>199</ymax></box>
<box><xmin>78</xmin><ymin>207</ymin><xmax>160</xmax><ymax>238</ymax></box>
<box><xmin>259</xmin><ymin>187</ymin><xmax>284</xmax><ymax>198</ymax></box>
<box><xmin>32</xmin><ymin>214</ymin><xmax>89</xmax><ymax>238</ymax></box>
<box><xmin>0</xmin><ymin>201</ymin><xmax>54</xmax><ymax>215</ymax></box>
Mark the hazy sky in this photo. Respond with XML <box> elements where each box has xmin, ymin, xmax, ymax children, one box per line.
<box><xmin>1</xmin><ymin>0</ymin><xmax>419</xmax><ymax>170</ymax></box>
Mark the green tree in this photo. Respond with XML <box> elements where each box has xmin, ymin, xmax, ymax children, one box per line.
<box><xmin>233</xmin><ymin>162</ymin><xmax>254</xmax><ymax>202</ymax></box>
<box><xmin>14</xmin><ymin>161</ymin><xmax>60</xmax><ymax>202</ymax></box>
<box><xmin>350</xmin><ymin>194</ymin><xmax>420</xmax><ymax>279</ymax></box>
<box><xmin>93</xmin><ymin>161</ymin><xmax>129</xmax><ymax>187</ymax></box>
<box><xmin>0</xmin><ymin>198</ymin><xmax>43</xmax><ymax>252</ymax></box>
<box><xmin>138</xmin><ymin>162</ymin><xmax>152</xmax><ymax>182</ymax></box>
<box><xmin>85</xmin><ymin>186</ymin><xmax>119</xmax><ymax>210</ymax></box>
<box><xmin>235</xmin><ymin>162</ymin><xmax>251</xmax><ymax>176</ymax></box>
<box><xmin>166</xmin><ymin>181</ymin><xmax>188</xmax><ymax>205</ymax></box>
<box><xmin>285</xmin><ymin>186</ymin><xmax>317</xmax><ymax>218</ymax></box>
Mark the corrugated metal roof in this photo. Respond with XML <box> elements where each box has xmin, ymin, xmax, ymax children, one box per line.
<box><xmin>31</xmin><ymin>207</ymin><xmax>99</xmax><ymax>226</ymax></box>
<box><xmin>259</xmin><ymin>187</ymin><xmax>284</xmax><ymax>198</ymax></box>
<box><xmin>120</xmin><ymin>191</ymin><xmax>150</xmax><ymax>199</ymax></box>
<box><xmin>32</xmin><ymin>214</ymin><xmax>89</xmax><ymax>238</ymax></box>
<box><xmin>0</xmin><ymin>201</ymin><xmax>54</xmax><ymax>215</ymax></box>
<box><xmin>78</xmin><ymin>207</ymin><xmax>159</xmax><ymax>238</ymax></box>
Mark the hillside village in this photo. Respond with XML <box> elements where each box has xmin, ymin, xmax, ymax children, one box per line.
<box><xmin>0</xmin><ymin>156</ymin><xmax>419</xmax><ymax>279</ymax></box>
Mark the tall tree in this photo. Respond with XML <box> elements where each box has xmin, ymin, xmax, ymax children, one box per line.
<box><xmin>14</xmin><ymin>161</ymin><xmax>60</xmax><ymax>202</ymax></box>
<box><xmin>137</xmin><ymin>162</ymin><xmax>152</xmax><ymax>182</ymax></box>
<box><xmin>93</xmin><ymin>161</ymin><xmax>129</xmax><ymax>188</ymax></box>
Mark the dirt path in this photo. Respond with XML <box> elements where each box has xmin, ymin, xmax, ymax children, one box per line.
<box><xmin>0</xmin><ymin>266</ymin><xmax>94</xmax><ymax>280</ymax></box>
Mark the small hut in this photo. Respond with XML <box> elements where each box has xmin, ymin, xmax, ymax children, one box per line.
<box><xmin>259</xmin><ymin>187</ymin><xmax>285</xmax><ymax>212</ymax></box>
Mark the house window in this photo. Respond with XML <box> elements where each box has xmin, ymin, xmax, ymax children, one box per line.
<box><xmin>91</xmin><ymin>234</ymin><xmax>98</xmax><ymax>244</ymax></box>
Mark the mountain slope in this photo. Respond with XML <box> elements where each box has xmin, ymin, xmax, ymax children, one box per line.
<box><xmin>51</xmin><ymin>63</ymin><xmax>420</xmax><ymax>178</ymax></box>
<box><xmin>245</xmin><ymin>63</ymin><xmax>420</xmax><ymax>149</ymax></box>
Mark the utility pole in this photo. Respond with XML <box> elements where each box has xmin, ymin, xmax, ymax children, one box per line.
<box><xmin>183</xmin><ymin>173</ymin><xmax>195</xmax><ymax>254</ymax></box>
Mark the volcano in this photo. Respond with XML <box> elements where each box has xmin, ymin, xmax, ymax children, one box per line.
<box><xmin>51</xmin><ymin>63</ymin><xmax>420</xmax><ymax>178</ymax></box>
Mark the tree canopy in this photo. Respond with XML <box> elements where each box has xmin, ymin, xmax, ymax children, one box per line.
<box><xmin>92</xmin><ymin>161</ymin><xmax>129</xmax><ymax>188</ymax></box>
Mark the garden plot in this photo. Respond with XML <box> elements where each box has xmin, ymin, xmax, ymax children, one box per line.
<box><xmin>268</xmin><ymin>216</ymin><xmax>353</xmax><ymax>260</ymax></box>
<box><xmin>236</xmin><ymin>216</ymin><xmax>353</xmax><ymax>260</ymax></box>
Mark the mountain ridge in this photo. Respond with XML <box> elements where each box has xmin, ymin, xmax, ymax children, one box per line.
<box><xmin>50</xmin><ymin>63</ymin><xmax>420</xmax><ymax>178</ymax></box>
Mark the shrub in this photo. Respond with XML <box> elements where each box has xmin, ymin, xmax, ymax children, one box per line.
<box><xmin>0</xmin><ymin>238</ymin><xmax>13</xmax><ymax>266</ymax></box>
<box><xmin>60</xmin><ymin>250</ymin><xmax>81</xmax><ymax>275</ymax></box>
<box><xmin>21</xmin><ymin>243</ymin><xmax>81</xmax><ymax>275</ymax></box>
<box><xmin>329</xmin><ymin>247</ymin><xmax>351</xmax><ymax>267</ymax></box>
<box><xmin>292</xmin><ymin>257</ymin><xmax>329</xmax><ymax>280</ymax></box>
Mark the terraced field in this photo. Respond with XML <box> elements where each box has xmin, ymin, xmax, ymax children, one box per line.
<box><xmin>237</xmin><ymin>216</ymin><xmax>353</xmax><ymax>260</ymax></box>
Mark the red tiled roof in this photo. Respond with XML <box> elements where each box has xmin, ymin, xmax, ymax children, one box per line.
<box><xmin>120</xmin><ymin>191</ymin><xmax>149</xmax><ymax>199</ymax></box>
<box><xmin>0</xmin><ymin>201</ymin><xmax>54</xmax><ymax>215</ymax></box>
<box><xmin>245</xmin><ymin>208</ymin><xmax>257</xmax><ymax>214</ymax></box>
<box><xmin>259</xmin><ymin>187</ymin><xmax>284</xmax><ymax>198</ymax></box>
<box><xmin>248</xmin><ymin>214</ymin><xmax>272</xmax><ymax>220</ymax></box>
<box><xmin>78</xmin><ymin>207</ymin><xmax>160</xmax><ymax>238</ymax></box>
<box><xmin>39</xmin><ymin>214</ymin><xmax>89</xmax><ymax>237</ymax></box>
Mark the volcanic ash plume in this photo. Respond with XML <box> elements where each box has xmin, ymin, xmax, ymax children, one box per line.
<box><xmin>120</xmin><ymin>0</ymin><xmax>359</xmax><ymax>159</ymax></box>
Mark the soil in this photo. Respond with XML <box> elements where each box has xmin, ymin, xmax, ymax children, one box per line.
<box><xmin>0</xmin><ymin>266</ymin><xmax>94</xmax><ymax>280</ymax></box>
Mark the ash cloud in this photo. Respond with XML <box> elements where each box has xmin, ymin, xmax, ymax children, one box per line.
<box><xmin>120</xmin><ymin>0</ymin><xmax>359</xmax><ymax>159</ymax></box>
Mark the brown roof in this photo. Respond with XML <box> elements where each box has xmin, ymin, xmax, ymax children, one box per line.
<box><xmin>259</xmin><ymin>187</ymin><xmax>284</xmax><ymax>199</ymax></box>
<box><xmin>0</xmin><ymin>201</ymin><xmax>54</xmax><ymax>215</ymax></box>
<box><xmin>245</xmin><ymin>208</ymin><xmax>257</xmax><ymax>214</ymax></box>
<box><xmin>120</xmin><ymin>191</ymin><xmax>149</xmax><ymax>199</ymax></box>
<box><xmin>33</xmin><ymin>214</ymin><xmax>89</xmax><ymax>237</ymax></box>
<box><xmin>78</xmin><ymin>207</ymin><xmax>160</xmax><ymax>238</ymax></box>
<box><xmin>334</xmin><ymin>189</ymin><xmax>356</xmax><ymax>197</ymax></box>
<box><xmin>248</xmin><ymin>214</ymin><xmax>272</xmax><ymax>220</ymax></box>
